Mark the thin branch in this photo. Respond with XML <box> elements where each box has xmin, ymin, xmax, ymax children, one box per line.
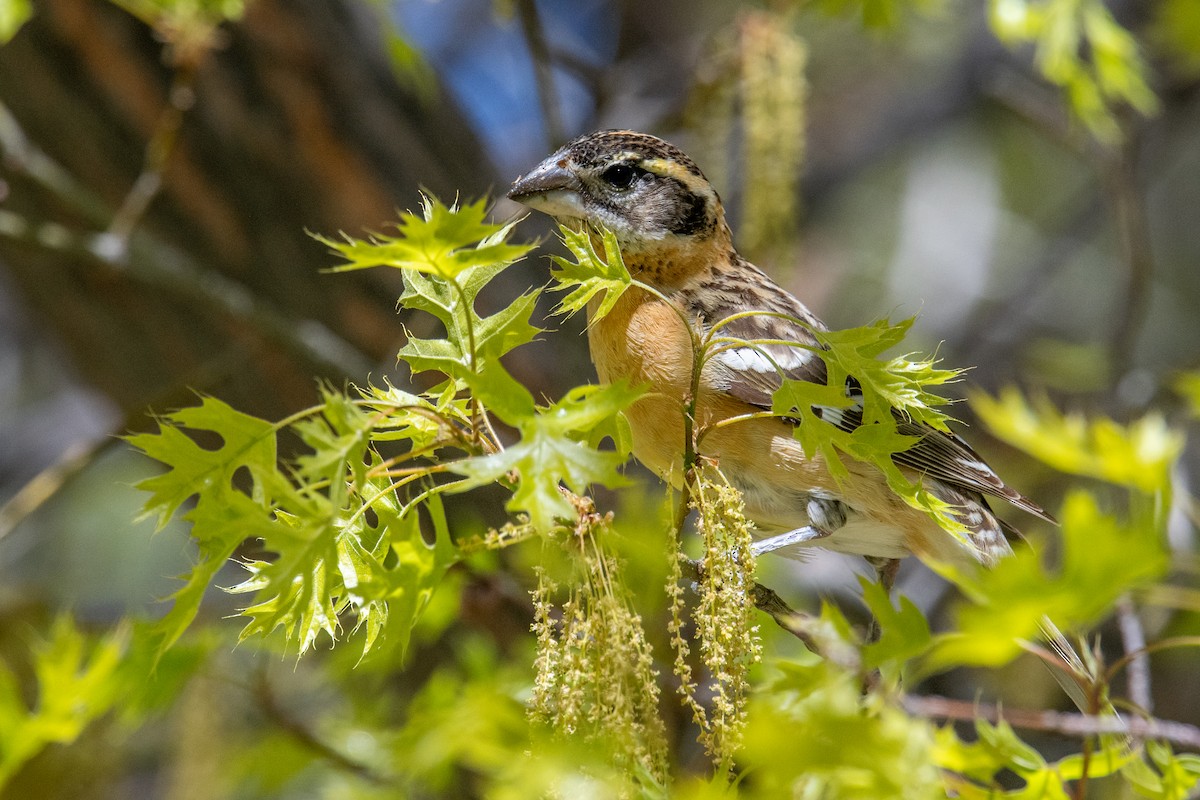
<box><xmin>903</xmin><ymin>694</ymin><xmax>1200</xmax><ymax>753</ymax></box>
<box><xmin>0</xmin><ymin>439</ymin><xmax>111</xmax><ymax>542</ymax></box>
<box><xmin>0</xmin><ymin>116</ymin><xmax>373</xmax><ymax>379</ymax></box>
<box><xmin>107</xmin><ymin>63</ymin><xmax>197</xmax><ymax>258</ymax></box>
<box><xmin>254</xmin><ymin>672</ymin><xmax>391</xmax><ymax>785</ymax></box>
<box><xmin>1103</xmin><ymin>131</ymin><xmax>1155</xmax><ymax>380</ymax></box>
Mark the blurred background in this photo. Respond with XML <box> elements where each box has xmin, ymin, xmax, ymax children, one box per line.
<box><xmin>0</xmin><ymin>0</ymin><xmax>1198</xmax><ymax>796</ymax></box>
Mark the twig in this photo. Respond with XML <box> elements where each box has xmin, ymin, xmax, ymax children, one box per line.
<box><xmin>1102</xmin><ymin>132</ymin><xmax>1155</xmax><ymax>381</ymax></box>
<box><xmin>254</xmin><ymin>672</ymin><xmax>390</xmax><ymax>785</ymax></box>
<box><xmin>107</xmin><ymin>64</ymin><xmax>198</xmax><ymax>259</ymax></box>
<box><xmin>0</xmin><ymin>439</ymin><xmax>111</xmax><ymax>543</ymax></box>
<box><xmin>903</xmin><ymin>694</ymin><xmax>1200</xmax><ymax>752</ymax></box>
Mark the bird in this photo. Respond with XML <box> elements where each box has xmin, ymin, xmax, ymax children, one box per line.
<box><xmin>506</xmin><ymin>129</ymin><xmax>1056</xmax><ymax>588</ymax></box>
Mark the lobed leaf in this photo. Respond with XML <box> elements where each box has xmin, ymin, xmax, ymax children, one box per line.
<box><xmin>812</xmin><ymin>317</ymin><xmax>962</xmax><ymax>431</ymax></box>
<box><xmin>772</xmin><ymin>370</ymin><xmax>966</xmax><ymax>540</ymax></box>
<box><xmin>549</xmin><ymin>224</ymin><xmax>633</xmax><ymax>321</ymax></box>
<box><xmin>451</xmin><ymin>382</ymin><xmax>644</xmax><ymax>532</ymax></box>
<box><xmin>988</xmin><ymin>0</ymin><xmax>1157</xmax><ymax>142</ymax></box>
<box><xmin>317</xmin><ymin>196</ymin><xmax>533</xmax><ymax>279</ymax></box>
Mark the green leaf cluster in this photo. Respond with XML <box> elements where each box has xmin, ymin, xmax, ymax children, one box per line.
<box><xmin>929</xmin><ymin>490</ymin><xmax>1169</xmax><ymax>670</ymax></box>
<box><xmin>129</xmin><ymin>197</ymin><xmax>641</xmax><ymax>662</ymax></box>
<box><xmin>973</xmin><ymin>387</ymin><xmax>1182</xmax><ymax>496</ymax></box>
<box><xmin>129</xmin><ymin>391</ymin><xmax>457</xmax><ymax>660</ymax></box>
<box><xmin>769</xmin><ymin>316</ymin><xmax>969</xmax><ymax>536</ymax></box>
<box><xmin>921</xmin><ymin>388</ymin><xmax>1181</xmax><ymax>671</ymax></box>
<box><xmin>934</xmin><ymin>717</ymin><xmax>1133</xmax><ymax>798</ymax></box>
<box><xmin>741</xmin><ymin>609</ymin><xmax>943</xmax><ymax>800</ymax></box>
<box><xmin>989</xmin><ymin>0</ymin><xmax>1157</xmax><ymax>142</ymax></box>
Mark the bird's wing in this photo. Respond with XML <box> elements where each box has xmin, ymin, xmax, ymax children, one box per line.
<box><xmin>705</xmin><ymin>310</ymin><xmax>828</xmax><ymax>407</ymax></box>
<box><xmin>686</xmin><ymin>262</ymin><xmax>830</xmax><ymax>407</ymax></box>
<box><xmin>706</xmin><ymin>296</ymin><xmax>1055</xmax><ymax>524</ymax></box>
<box><xmin>819</xmin><ymin>403</ymin><xmax>1056</xmax><ymax>523</ymax></box>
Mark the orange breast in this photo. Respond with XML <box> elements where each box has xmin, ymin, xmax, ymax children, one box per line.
<box><xmin>587</xmin><ymin>288</ymin><xmax>693</xmax><ymax>481</ymax></box>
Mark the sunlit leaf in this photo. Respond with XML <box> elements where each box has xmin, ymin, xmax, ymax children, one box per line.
<box><xmin>768</xmin><ymin>317</ymin><xmax>967</xmax><ymax>539</ymax></box>
<box><xmin>317</xmin><ymin>195</ymin><xmax>533</xmax><ymax>279</ymax></box>
<box><xmin>973</xmin><ymin>387</ymin><xmax>1183</xmax><ymax>495</ymax></box>
<box><xmin>550</xmin><ymin>224</ymin><xmax>632</xmax><ymax>321</ymax></box>
<box><xmin>1124</xmin><ymin>741</ymin><xmax>1200</xmax><ymax>800</ymax></box>
<box><xmin>451</xmin><ymin>382</ymin><xmax>644</xmax><ymax>531</ymax></box>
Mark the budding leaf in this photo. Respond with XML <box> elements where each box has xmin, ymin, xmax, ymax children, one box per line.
<box><xmin>550</xmin><ymin>224</ymin><xmax>632</xmax><ymax>321</ymax></box>
<box><xmin>317</xmin><ymin>196</ymin><xmax>534</xmax><ymax>279</ymax></box>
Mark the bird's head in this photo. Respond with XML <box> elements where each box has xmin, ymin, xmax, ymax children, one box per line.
<box><xmin>508</xmin><ymin>130</ymin><xmax>730</xmax><ymax>286</ymax></box>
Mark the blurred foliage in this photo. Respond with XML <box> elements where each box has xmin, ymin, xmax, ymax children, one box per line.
<box><xmin>685</xmin><ymin>8</ymin><xmax>809</xmax><ymax>258</ymax></box>
<box><xmin>973</xmin><ymin>387</ymin><xmax>1183</xmax><ymax>497</ymax></box>
<box><xmin>109</xmin><ymin>0</ymin><xmax>244</xmax><ymax>64</ymax></box>
<box><xmin>1153</xmin><ymin>0</ymin><xmax>1200</xmax><ymax>78</ymax></box>
<box><xmin>0</xmin><ymin>618</ymin><xmax>128</xmax><ymax>785</ymax></box>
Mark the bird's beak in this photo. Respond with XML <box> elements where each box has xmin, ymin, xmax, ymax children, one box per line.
<box><xmin>507</xmin><ymin>158</ymin><xmax>587</xmax><ymax>218</ymax></box>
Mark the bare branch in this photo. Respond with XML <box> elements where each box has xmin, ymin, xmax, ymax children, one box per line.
<box><xmin>0</xmin><ymin>103</ymin><xmax>372</xmax><ymax>378</ymax></box>
<box><xmin>254</xmin><ymin>672</ymin><xmax>391</xmax><ymax>785</ymax></box>
<box><xmin>903</xmin><ymin>694</ymin><xmax>1200</xmax><ymax>752</ymax></box>
<box><xmin>1102</xmin><ymin>132</ymin><xmax>1155</xmax><ymax>379</ymax></box>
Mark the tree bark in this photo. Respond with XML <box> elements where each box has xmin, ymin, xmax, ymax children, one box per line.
<box><xmin>0</xmin><ymin>0</ymin><xmax>491</xmax><ymax>420</ymax></box>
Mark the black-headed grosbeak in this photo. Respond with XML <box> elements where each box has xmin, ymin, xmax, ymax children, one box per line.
<box><xmin>507</xmin><ymin>129</ymin><xmax>1054</xmax><ymax>582</ymax></box>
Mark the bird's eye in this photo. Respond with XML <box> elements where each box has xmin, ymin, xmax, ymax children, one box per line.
<box><xmin>600</xmin><ymin>163</ymin><xmax>639</xmax><ymax>189</ymax></box>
